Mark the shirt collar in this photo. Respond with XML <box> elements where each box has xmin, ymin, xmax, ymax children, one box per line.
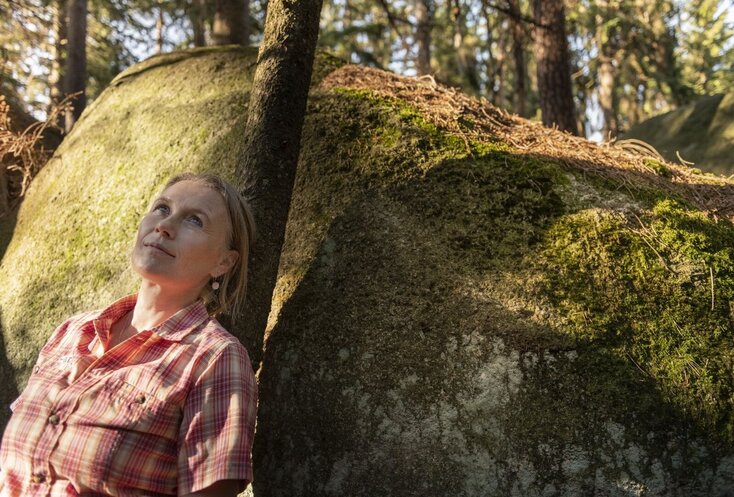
<box><xmin>92</xmin><ymin>294</ymin><xmax>210</xmax><ymax>343</ymax></box>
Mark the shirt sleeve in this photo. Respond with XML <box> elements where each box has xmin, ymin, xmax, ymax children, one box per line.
<box><xmin>177</xmin><ymin>342</ymin><xmax>258</xmax><ymax>495</ymax></box>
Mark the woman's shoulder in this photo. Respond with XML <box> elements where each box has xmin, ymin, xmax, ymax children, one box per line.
<box><xmin>188</xmin><ymin>317</ymin><xmax>252</xmax><ymax>359</ymax></box>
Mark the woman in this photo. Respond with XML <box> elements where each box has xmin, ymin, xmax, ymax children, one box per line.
<box><xmin>0</xmin><ymin>172</ymin><xmax>258</xmax><ymax>497</ymax></box>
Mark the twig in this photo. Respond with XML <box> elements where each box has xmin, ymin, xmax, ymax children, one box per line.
<box><xmin>710</xmin><ymin>266</ymin><xmax>715</xmax><ymax>311</ymax></box>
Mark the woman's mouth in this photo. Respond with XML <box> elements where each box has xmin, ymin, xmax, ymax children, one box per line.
<box><xmin>145</xmin><ymin>242</ymin><xmax>175</xmax><ymax>257</ymax></box>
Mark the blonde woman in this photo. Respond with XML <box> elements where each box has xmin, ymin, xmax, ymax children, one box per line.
<box><xmin>0</xmin><ymin>173</ymin><xmax>258</xmax><ymax>497</ymax></box>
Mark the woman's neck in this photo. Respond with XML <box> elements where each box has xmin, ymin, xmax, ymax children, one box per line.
<box><xmin>131</xmin><ymin>281</ymin><xmax>202</xmax><ymax>332</ymax></box>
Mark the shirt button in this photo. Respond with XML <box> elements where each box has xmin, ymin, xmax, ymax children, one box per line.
<box><xmin>31</xmin><ymin>474</ymin><xmax>46</xmax><ymax>484</ymax></box>
<box><xmin>134</xmin><ymin>394</ymin><xmax>146</xmax><ymax>404</ymax></box>
<box><xmin>48</xmin><ymin>414</ymin><xmax>60</xmax><ymax>425</ymax></box>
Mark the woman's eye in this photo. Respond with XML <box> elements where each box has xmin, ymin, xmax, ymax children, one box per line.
<box><xmin>187</xmin><ymin>215</ymin><xmax>203</xmax><ymax>227</ymax></box>
<box><xmin>153</xmin><ymin>203</ymin><xmax>169</xmax><ymax>215</ymax></box>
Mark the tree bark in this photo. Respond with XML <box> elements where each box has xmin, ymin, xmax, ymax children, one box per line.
<box><xmin>532</xmin><ymin>0</ymin><xmax>578</xmax><ymax>135</ymax></box>
<box><xmin>212</xmin><ymin>0</ymin><xmax>249</xmax><ymax>46</ymax></box>
<box><xmin>450</xmin><ymin>0</ymin><xmax>480</xmax><ymax>92</ymax></box>
<box><xmin>598</xmin><ymin>54</ymin><xmax>618</xmax><ymax>139</ymax></box>
<box><xmin>235</xmin><ymin>0</ymin><xmax>322</xmax><ymax>382</ymax></box>
<box><xmin>155</xmin><ymin>5</ymin><xmax>164</xmax><ymax>54</ymax></box>
<box><xmin>415</xmin><ymin>0</ymin><xmax>432</xmax><ymax>75</ymax></box>
<box><xmin>238</xmin><ymin>0</ymin><xmax>323</xmax><ymax>485</ymax></box>
<box><xmin>595</xmin><ymin>2</ymin><xmax>618</xmax><ymax>140</ymax></box>
<box><xmin>64</xmin><ymin>0</ymin><xmax>87</xmax><ymax>132</ymax></box>
<box><xmin>48</xmin><ymin>0</ymin><xmax>67</xmax><ymax>128</ymax></box>
<box><xmin>189</xmin><ymin>0</ymin><xmax>207</xmax><ymax>46</ymax></box>
<box><xmin>508</xmin><ymin>0</ymin><xmax>527</xmax><ymax>117</ymax></box>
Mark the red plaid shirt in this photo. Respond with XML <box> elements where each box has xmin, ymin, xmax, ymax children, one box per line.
<box><xmin>0</xmin><ymin>294</ymin><xmax>257</xmax><ymax>497</ymax></box>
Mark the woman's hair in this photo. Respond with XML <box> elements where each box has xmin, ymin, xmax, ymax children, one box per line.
<box><xmin>163</xmin><ymin>172</ymin><xmax>256</xmax><ymax>318</ymax></box>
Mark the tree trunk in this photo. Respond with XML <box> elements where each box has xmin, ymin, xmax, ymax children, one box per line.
<box><xmin>508</xmin><ymin>0</ymin><xmax>526</xmax><ymax>117</ymax></box>
<box><xmin>595</xmin><ymin>2</ymin><xmax>618</xmax><ymax>140</ymax></box>
<box><xmin>532</xmin><ymin>0</ymin><xmax>578</xmax><ymax>135</ymax></box>
<box><xmin>212</xmin><ymin>0</ymin><xmax>248</xmax><ymax>46</ymax></box>
<box><xmin>64</xmin><ymin>0</ymin><xmax>87</xmax><ymax>133</ymax></box>
<box><xmin>415</xmin><ymin>0</ymin><xmax>432</xmax><ymax>75</ymax></box>
<box><xmin>48</xmin><ymin>0</ymin><xmax>67</xmax><ymax>128</ymax></box>
<box><xmin>598</xmin><ymin>55</ymin><xmax>618</xmax><ymax>139</ymax></box>
<box><xmin>480</xmin><ymin>0</ymin><xmax>497</xmax><ymax>102</ymax></box>
<box><xmin>0</xmin><ymin>167</ymin><xmax>8</xmax><ymax>219</ymax></box>
<box><xmin>495</xmin><ymin>24</ymin><xmax>508</xmax><ymax>108</ymax></box>
<box><xmin>156</xmin><ymin>5</ymin><xmax>165</xmax><ymax>54</ymax></box>
<box><xmin>190</xmin><ymin>0</ymin><xmax>207</xmax><ymax>46</ymax></box>
<box><xmin>451</xmin><ymin>0</ymin><xmax>480</xmax><ymax>92</ymax></box>
<box><xmin>236</xmin><ymin>0</ymin><xmax>323</xmax><ymax>442</ymax></box>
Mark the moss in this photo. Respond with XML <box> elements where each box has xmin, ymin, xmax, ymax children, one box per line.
<box><xmin>644</xmin><ymin>158</ymin><xmax>672</xmax><ymax>178</ymax></box>
<box><xmin>536</xmin><ymin>200</ymin><xmax>734</xmax><ymax>443</ymax></box>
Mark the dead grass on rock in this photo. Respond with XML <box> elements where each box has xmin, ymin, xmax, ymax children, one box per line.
<box><xmin>320</xmin><ymin>65</ymin><xmax>734</xmax><ymax>222</ymax></box>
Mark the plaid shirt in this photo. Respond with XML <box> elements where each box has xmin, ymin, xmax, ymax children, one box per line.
<box><xmin>0</xmin><ymin>294</ymin><xmax>257</xmax><ymax>497</ymax></box>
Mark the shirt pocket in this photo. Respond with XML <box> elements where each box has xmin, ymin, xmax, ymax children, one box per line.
<box><xmin>68</xmin><ymin>378</ymin><xmax>181</xmax><ymax>493</ymax></box>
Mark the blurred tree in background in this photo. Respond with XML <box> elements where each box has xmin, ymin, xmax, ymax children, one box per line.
<box><xmin>2</xmin><ymin>0</ymin><xmax>733</xmax><ymax>139</ymax></box>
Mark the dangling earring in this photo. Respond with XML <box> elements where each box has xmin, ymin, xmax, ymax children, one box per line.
<box><xmin>211</xmin><ymin>279</ymin><xmax>220</xmax><ymax>291</ymax></box>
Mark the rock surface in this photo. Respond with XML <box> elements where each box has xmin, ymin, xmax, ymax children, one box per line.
<box><xmin>1</xmin><ymin>47</ymin><xmax>733</xmax><ymax>496</ymax></box>
<box><xmin>624</xmin><ymin>93</ymin><xmax>734</xmax><ymax>176</ymax></box>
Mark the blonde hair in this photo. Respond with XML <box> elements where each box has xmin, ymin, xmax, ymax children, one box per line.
<box><xmin>163</xmin><ymin>172</ymin><xmax>256</xmax><ymax>318</ymax></box>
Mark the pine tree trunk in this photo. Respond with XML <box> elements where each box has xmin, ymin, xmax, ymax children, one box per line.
<box><xmin>48</xmin><ymin>0</ymin><xmax>67</xmax><ymax>128</ymax></box>
<box><xmin>212</xmin><ymin>0</ymin><xmax>248</xmax><ymax>46</ymax></box>
<box><xmin>156</xmin><ymin>6</ymin><xmax>164</xmax><ymax>54</ymax></box>
<box><xmin>190</xmin><ymin>0</ymin><xmax>207</xmax><ymax>46</ymax></box>
<box><xmin>451</xmin><ymin>0</ymin><xmax>479</xmax><ymax>92</ymax></box>
<box><xmin>64</xmin><ymin>0</ymin><xmax>87</xmax><ymax>132</ymax></box>
<box><xmin>508</xmin><ymin>0</ymin><xmax>526</xmax><ymax>117</ymax></box>
<box><xmin>495</xmin><ymin>27</ymin><xmax>507</xmax><ymax>108</ymax></box>
<box><xmin>235</xmin><ymin>0</ymin><xmax>323</xmax><ymax>387</ymax></box>
<box><xmin>481</xmin><ymin>0</ymin><xmax>503</xmax><ymax>104</ymax></box>
<box><xmin>415</xmin><ymin>0</ymin><xmax>432</xmax><ymax>75</ymax></box>
<box><xmin>598</xmin><ymin>55</ymin><xmax>618</xmax><ymax>139</ymax></box>
<box><xmin>532</xmin><ymin>0</ymin><xmax>578</xmax><ymax>135</ymax></box>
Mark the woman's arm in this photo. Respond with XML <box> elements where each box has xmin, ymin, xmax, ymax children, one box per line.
<box><xmin>182</xmin><ymin>479</ymin><xmax>246</xmax><ymax>497</ymax></box>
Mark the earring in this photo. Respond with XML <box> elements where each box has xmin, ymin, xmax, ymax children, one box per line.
<box><xmin>211</xmin><ymin>280</ymin><xmax>220</xmax><ymax>291</ymax></box>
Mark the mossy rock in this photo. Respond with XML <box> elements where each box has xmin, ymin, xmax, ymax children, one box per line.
<box><xmin>0</xmin><ymin>47</ymin><xmax>733</xmax><ymax>496</ymax></box>
<box><xmin>624</xmin><ymin>93</ymin><xmax>734</xmax><ymax>175</ymax></box>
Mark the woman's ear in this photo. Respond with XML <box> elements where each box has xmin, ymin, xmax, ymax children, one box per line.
<box><xmin>212</xmin><ymin>250</ymin><xmax>239</xmax><ymax>278</ymax></box>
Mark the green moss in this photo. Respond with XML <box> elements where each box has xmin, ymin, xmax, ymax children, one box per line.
<box><xmin>332</xmin><ymin>87</ymin><xmax>468</xmax><ymax>157</ymax></box>
<box><xmin>644</xmin><ymin>158</ymin><xmax>672</xmax><ymax>177</ymax></box>
<box><xmin>537</xmin><ymin>200</ymin><xmax>734</xmax><ymax>442</ymax></box>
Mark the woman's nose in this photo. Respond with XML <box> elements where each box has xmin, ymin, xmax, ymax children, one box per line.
<box><xmin>155</xmin><ymin>217</ymin><xmax>175</xmax><ymax>238</ymax></box>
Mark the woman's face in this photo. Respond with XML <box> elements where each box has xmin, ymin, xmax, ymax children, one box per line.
<box><xmin>131</xmin><ymin>180</ymin><xmax>238</xmax><ymax>295</ymax></box>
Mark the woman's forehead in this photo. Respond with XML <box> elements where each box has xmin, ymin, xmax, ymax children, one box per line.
<box><xmin>158</xmin><ymin>180</ymin><xmax>227</xmax><ymax>216</ymax></box>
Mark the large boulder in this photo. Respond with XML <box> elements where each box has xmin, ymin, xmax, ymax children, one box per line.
<box><xmin>1</xmin><ymin>47</ymin><xmax>734</xmax><ymax>496</ymax></box>
<box><xmin>624</xmin><ymin>93</ymin><xmax>734</xmax><ymax>176</ymax></box>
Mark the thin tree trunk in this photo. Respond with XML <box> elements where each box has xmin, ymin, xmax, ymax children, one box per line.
<box><xmin>64</xmin><ymin>0</ymin><xmax>87</xmax><ymax>132</ymax></box>
<box><xmin>156</xmin><ymin>5</ymin><xmax>164</xmax><ymax>54</ymax></box>
<box><xmin>495</xmin><ymin>23</ymin><xmax>508</xmax><ymax>108</ymax></box>
<box><xmin>0</xmin><ymin>167</ymin><xmax>8</xmax><ymax>219</ymax></box>
<box><xmin>598</xmin><ymin>55</ymin><xmax>618</xmax><ymax>139</ymax></box>
<box><xmin>596</xmin><ymin>2</ymin><xmax>618</xmax><ymax>140</ymax></box>
<box><xmin>190</xmin><ymin>0</ymin><xmax>207</xmax><ymax>46</ymax></box>
<box><xmin>481</xmin><ymin>0</ymin><xmax>504</xmax><ymax>104</ymax></box>
<box><xmin>415</xmin><ymin>0</ymin><xmax>432</xmax><ymax>75</ymax></box>
<box><xmin>508</xmin><ymin>0</ymin><xmax>526</xmax><ymax>116</ymax></box>
<box><xmin>212</xmin><ymin>0</ymin><xmax>248</xmax><ymax>46</ymax></box>
<box><xmin>48</xmin><ymin>0</ymin><xmax>67</xmax><ymax>128</ymax></box>
<box><xmin>450</xmin><ymin>0</ymin><xmax>478</xmax><ymax>91</ymax></box>
<box><xmin>532</xmin><ymin>0</ymin><xmax>578</xmax><ymax>135</ymax></box>
<box><xmin>235</xmin><ymin>0</ymin><xmax>323</xmax><ymax>376</ymax></box>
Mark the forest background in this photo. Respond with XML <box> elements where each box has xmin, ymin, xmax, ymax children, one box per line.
<box><xmin>3</xmin><ymin>0</ymin><xmax>733</xmax><ymax>147</ymax></box>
